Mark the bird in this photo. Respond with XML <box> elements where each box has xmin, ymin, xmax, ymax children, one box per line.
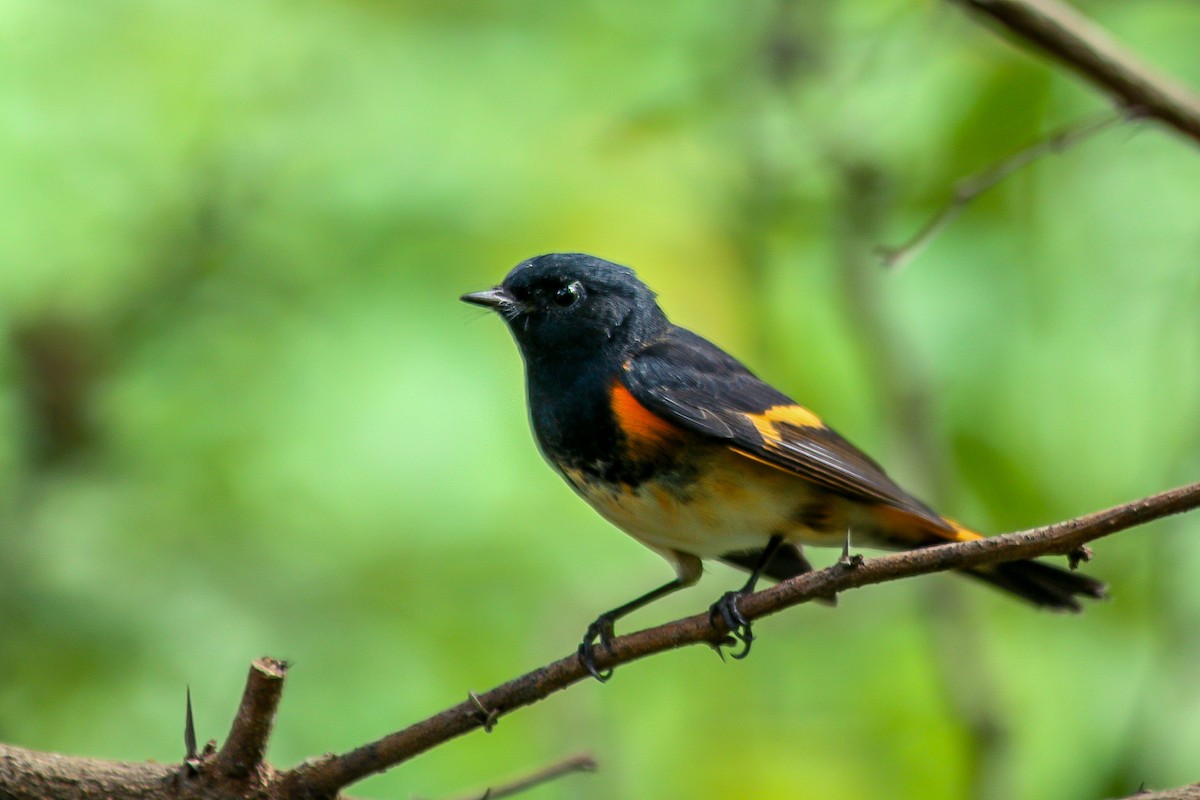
<box><xmin>462</xmin><ymin>253</ymin><xmax>1106</xmax><ymax>681</ymax></box>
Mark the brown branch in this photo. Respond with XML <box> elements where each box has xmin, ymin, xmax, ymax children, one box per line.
<box><xmin>1121</xmin><ymin>785</ymin><xmax>1200</xmax><ymax>800</ymax></box>
<box><xmin>0</xmin><ymin>747</ymin><xmax>174</xmax><ymax>800</ymax></box>
<box><xmin>436</xmin><ymin>753</ymin><xmax>597</xmax><ymax>800</ymax></box>
<box><xmin>285</xmin><ymin>480</ymin><xmax>1200</xmax><ymax>796</ymax></box>
<box><xmin>950</xmin><ymin>0</ymin><xmax>1200</xmax><ymax>145</ymax></box>
<box><xmin>214</xmin><ymin>657</ymin><xmax>287</xmax><ymax>781</ymax></box>
<box><xmin>0</xmin><ymin>661</ymin><xmax>289</xmax><ymax>800</ymax></box>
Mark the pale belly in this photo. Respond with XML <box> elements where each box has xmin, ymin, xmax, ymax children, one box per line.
<box><xmin>562</xmin><ymin>448</ymin><xmax>849</xmax><ymax>559</ymax></box>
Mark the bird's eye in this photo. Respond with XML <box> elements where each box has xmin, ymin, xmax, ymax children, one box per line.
<box><xmin>553</xmin><ymin>281</ymin><xmax>583</xmax><ymax>308</ymax></box>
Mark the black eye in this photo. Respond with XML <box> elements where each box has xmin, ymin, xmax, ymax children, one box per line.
<box><xmin>553</xmin><ymin>281</ymin><xmax>583</xmax><ymax>307</ymax></box>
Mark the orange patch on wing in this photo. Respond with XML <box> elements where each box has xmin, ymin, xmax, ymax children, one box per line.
<box><xmin>746</xmin><ymin>404</ymin><xmax>823</xmax><ymax>442</ymax></box>
<box><xmin>609</xmin><ymin>382</ymin><xmax>682</xmax><ymax>456</ymax></box>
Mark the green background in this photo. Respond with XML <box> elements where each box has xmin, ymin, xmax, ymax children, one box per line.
<box><xmin>2</xmin><ymin>1</ymin><xmax>1199</xmax><ymax>798</ymax></box>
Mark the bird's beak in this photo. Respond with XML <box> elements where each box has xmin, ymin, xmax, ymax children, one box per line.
<box><xmin>460</xmin><ymin>286</ymin><xmax>515</xmax><ymax>309</ymax></box>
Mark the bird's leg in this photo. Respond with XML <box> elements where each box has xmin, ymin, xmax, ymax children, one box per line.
<box><xmin>578</xmin><ymin>578</ymin><xmax>689</xmax><ymax>682</ymax></box>
<box><xmin>709</xmin><ymin>534</ymin><xmax>784</xmax><ymax>660</ymax></box>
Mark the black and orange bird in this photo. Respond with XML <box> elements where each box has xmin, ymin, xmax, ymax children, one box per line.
<box><xmin>463</xmin><ymin>253</ymin><xmax>1105</xmax><ymax>680</ymax></box>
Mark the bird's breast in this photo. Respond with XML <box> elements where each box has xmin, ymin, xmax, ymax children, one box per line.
<box><xmin>529</xmin><ymin>371</ymin><xmax>687</xmax><ymax>485</ymax></box>
<box><xmin>561</xmin><ymin>445</ymin><xmax>846</xmax><ymax>557</ymax></box>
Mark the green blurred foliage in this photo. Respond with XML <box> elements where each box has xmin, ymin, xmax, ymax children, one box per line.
<box><xmin>2</xmin><ymin>1</ymin><xmax>1199</xmax><ymax>798</ymax></box>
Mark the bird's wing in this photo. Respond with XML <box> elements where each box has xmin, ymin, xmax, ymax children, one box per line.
<box><xmin>623</xmin><ymin>327</ymin><xmax>946</xmax><ymax>527</ymax></box>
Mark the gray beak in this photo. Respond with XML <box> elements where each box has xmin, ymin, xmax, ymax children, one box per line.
<box><xmin>460</xmin><ymin>286</ymin><xmax>515</xmax><ymax>309</ymax></box>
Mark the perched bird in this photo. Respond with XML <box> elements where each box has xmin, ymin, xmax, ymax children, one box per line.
<box><xmin>463</xmin><ymin>253</ymin><xmax>1105</xmax><ymax>680</ymax></box>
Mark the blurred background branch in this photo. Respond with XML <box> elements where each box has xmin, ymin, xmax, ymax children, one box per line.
<box><xmin>950</xmin><ymin>0</ymin><xmax>1200</xmax><ymax>145</ymax></box>
<box><xmin>434</xmin><ymin>753</ymin><xmax>597</xmax><ymax>800</ymax></box>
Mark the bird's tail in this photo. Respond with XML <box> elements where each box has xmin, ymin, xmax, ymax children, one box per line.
<box><xmin>723</xmin><ymin>520</ymin><xmax>1108</xmax><ymax>611</ymax></box>
<box><xmin>946</xmin><ymin>521</ymin><xmax>1108</xmax><ymax>611</ymax></box>
<box><xmin>959</xmin><ymin>559</ymin><xmax>1107</xmax><ymax>611</ymax></box>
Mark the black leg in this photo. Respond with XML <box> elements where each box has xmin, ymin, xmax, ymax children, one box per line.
<box><xmin>578</xmin><ymin>577</ymin><xmax>689</xmax><ymax>682</ymax></box>
<box><xmin>709</xmin><ymin>535</ymin><xmax>785</xmax><ymax>660</ymax></box>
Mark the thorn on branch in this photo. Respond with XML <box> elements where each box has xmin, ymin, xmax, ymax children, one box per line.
<box><xmin>838</xmin><ymin>526</ymin><xmax>864</xmax><ymax>569</ymax></box>
<box><xmin>1068</xmin><ymin>545</ymin><xmax>1093</xmax><ymax>570</ymax></box>
<box><xmin>468</xmin><ymin>691</ymin><xmax>500</xmax><ymax>733</ymax></box>
<box><xmin>708</xmin><ymin>633</ymin><xmax>740</xmax><ymax>663</ymax></box>
<box><xmin>183</xmin><ymin>685</ymin><xmax>199</xmax><ymax>773</ymax></box>
<box><xmin>184</xmin><ymin>686</ymin><xmax>197</xmax><ymax>759</ymax></box>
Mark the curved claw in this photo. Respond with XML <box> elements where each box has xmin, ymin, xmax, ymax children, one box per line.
<box><xmin>578</xmin><ymin>616</ymin><xmax>617</xmax><ymax>682</ymax></box>
<box><xmin>709</xmin><ymin>591</ymin><xmax>755</xmax><ymax>660</ymax></box>
<box><xmin>726</xmin><ymin>634</ymin><xmax>753</xmax><ymax>660</ymax></box>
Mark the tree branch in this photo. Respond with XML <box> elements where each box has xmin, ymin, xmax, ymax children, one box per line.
<box><xmin>434</xmin><ymin>753</ymin><xmax>597</xmax><ymax>800</ymax></box>
<box><xmin>1121</xmin><ymin>784</ymin><xmax>1200</xmax><ymax>800</ymax></box>
<box><xmin>0</xmin><ymin>747</ymin><xmax>175</xmax><ymax>800</ymax></box>
<box><xmin>949</xmin><ymin>0</ymin><xmax>1200</xmax><ymax>146</ymax></box>
<box><xmin>214</xmin><ymin>657</ymin><xmax>287</xmax><ymax>781</ymax></box>
<box><xmin>286</xmin><ymin>480</ymin><xmax>1200</xmax><ymax>796</ymax></box>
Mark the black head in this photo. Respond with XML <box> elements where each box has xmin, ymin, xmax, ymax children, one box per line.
<box><xmin>462</xmin><ymin>253</ymin><xmax>668</xmax><ymax>368</ymax></box>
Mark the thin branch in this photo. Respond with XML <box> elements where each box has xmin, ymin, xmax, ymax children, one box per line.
<box><xmin>285</xmin><ymin>480</ymin><xmax>1200</xmax><ymax>796</ymax></box>
<box><xmin>950</xmin><ymin>0</ymin><xmax>1200</xmax><ymax>145</ymax></box>
<box><xmin>213</xmin><ymin>657</ymin><xmax>287</xmax><ymax>781</ymax></box>
<box><xmin>1121</xmin><ymin>785</ymin><xmax>1200</xmax><ymax>800</ymax></box>
<box><xmin>438</xmin><ymin>753</ymin><xmax>597</xmax><ymax>800</ymax></box>
<box><xmin>878</xmin><ymin>110</ymin><xmax>1125</xmax><ymax>269</ymax></box>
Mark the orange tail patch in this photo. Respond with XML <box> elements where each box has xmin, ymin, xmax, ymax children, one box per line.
<box><xmin>872</xmin><ymin>505</ymin><xmax>982</xmax><ymax>547</ymax></box>
<box><xmin>944</xmin><ymin>518</ymin><xmax>982</xmax><ymax>542</ymax></box>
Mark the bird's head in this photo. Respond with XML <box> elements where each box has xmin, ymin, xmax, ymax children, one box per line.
<box><xmin>462</xmin><ymin>253</ymin><xmax>667</xmax><ymax>368</ymax></box>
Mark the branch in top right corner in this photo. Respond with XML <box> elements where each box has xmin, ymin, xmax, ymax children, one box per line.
<box><xmin>950</xmin><ymin>0</ymin><xmax>1200</xmax><ymax>145</ymax></box>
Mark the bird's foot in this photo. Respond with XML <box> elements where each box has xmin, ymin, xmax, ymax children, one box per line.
<box><xmin>577</xmin><ymin>614</ymin><xmax>617</xmax><ymax>682</ymax></box>
<box><xmin>709</xmin><ymin>591</ymin><xmax>754</xmax><ymax>660</ymax></box>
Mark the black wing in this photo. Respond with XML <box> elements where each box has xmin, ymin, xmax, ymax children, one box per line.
<box><xmin>623</xmin><ymin>326</ymin><xmax>945</xmax><ymax>525</ymax></box>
